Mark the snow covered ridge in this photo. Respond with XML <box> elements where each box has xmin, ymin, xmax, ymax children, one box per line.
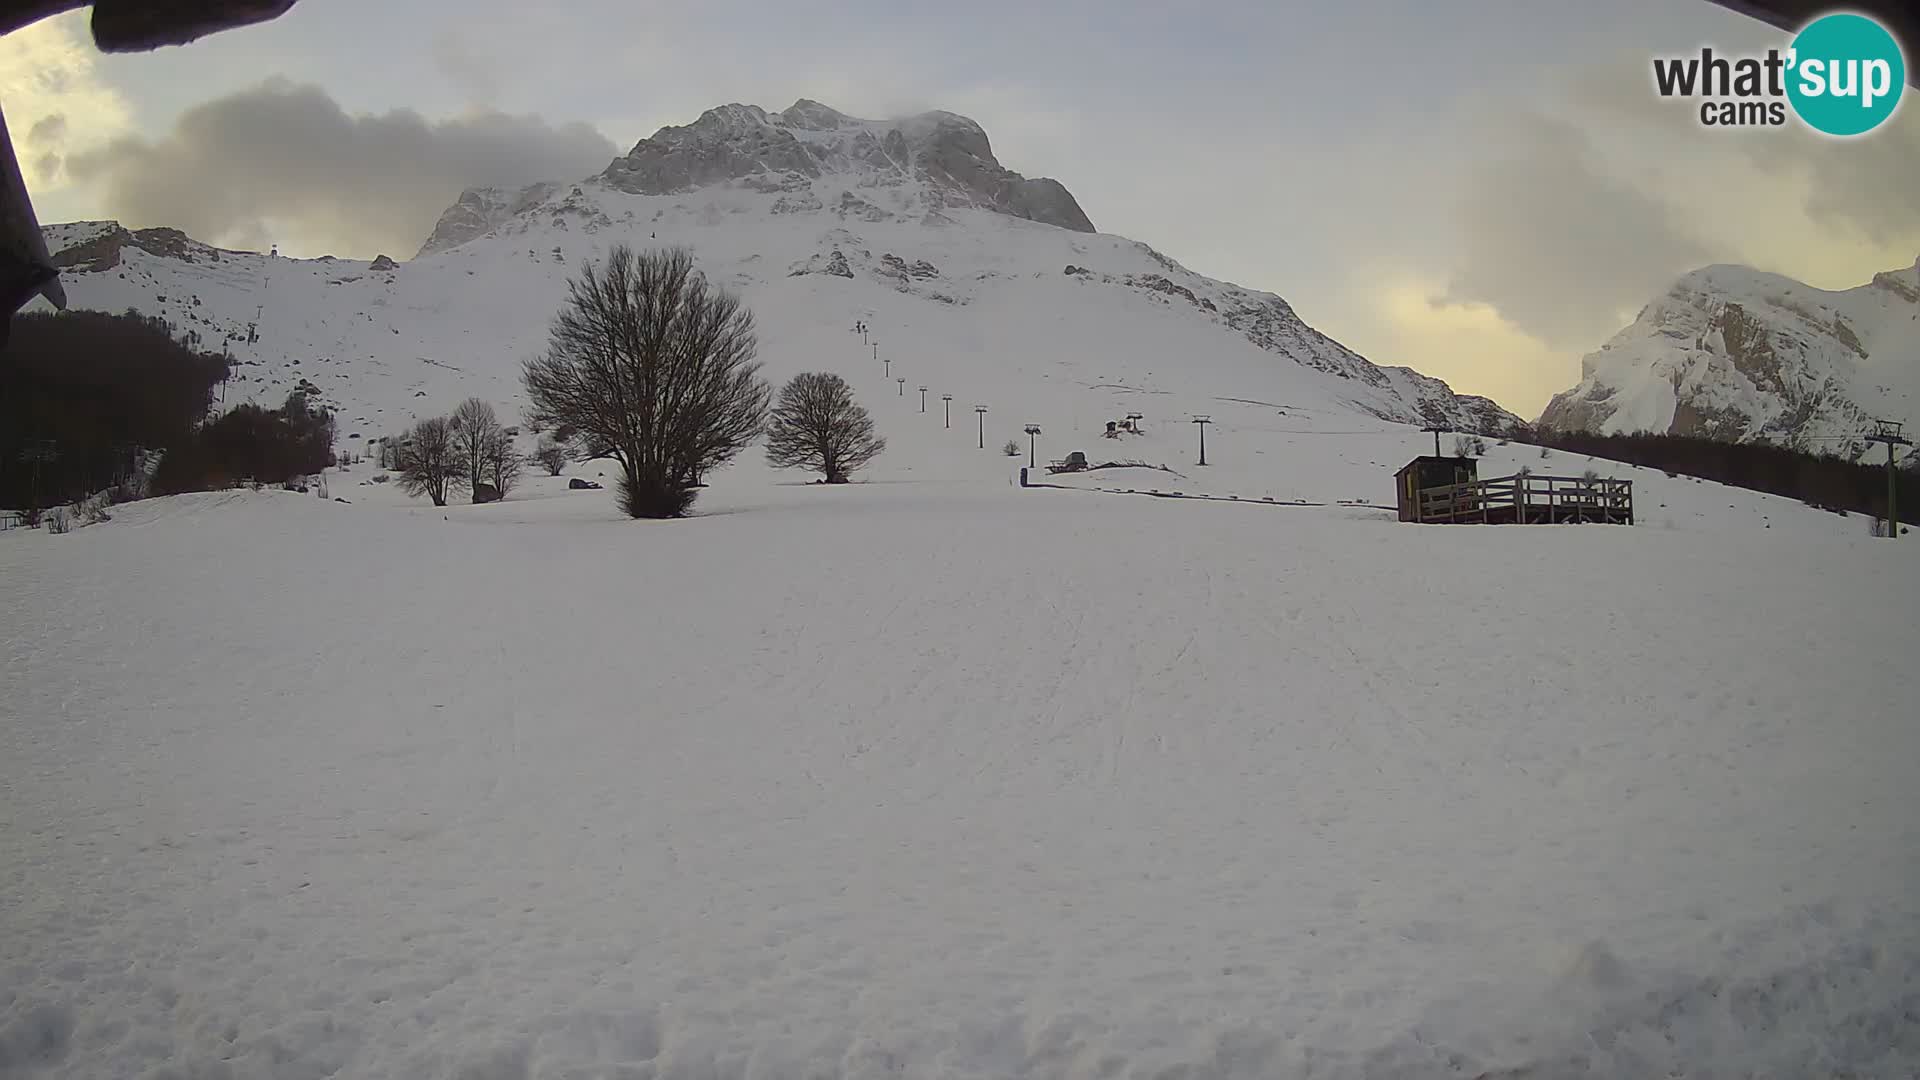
<box><xmin>417</xmin><ymin>99</ymin><xmax>1094</xmax><ymax>258</ymax></box>
<box><xmin>34</xmin><ymin>97</ymin><xmax>1521</xmax><ymax>440</ymax></box>
<box><xmin>1539</xmin><ymin>256</ymin><xmax>1920</xmax><ymax>458</ymax></box>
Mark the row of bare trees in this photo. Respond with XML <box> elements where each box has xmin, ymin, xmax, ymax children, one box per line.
<box><xmin>392</xmin><ymin>397</ymin><xmax>523</xmax><ymax>506</ymax></box>
<box><xmin>386</xmin><ymin>246</ymin><xmax>885</xmax><ymax>516</ymax></box>
<box><xmin>520</xmin><ymin>245</ymin><xmax>884</xmax><ymax>517</ymax></box>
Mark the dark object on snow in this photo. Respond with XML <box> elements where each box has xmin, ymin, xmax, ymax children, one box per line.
<box><xmin>1046</xmin><ymin>451</ymin><xmax>1089</xmax><ymax>474</ymax></box>
<box><xmin>369</xmin><ymin>254</ymin><xmax>397</xmax><ymax>272</ymax></box>
<box><xmin>472</xmin><ymin>481</ymin><xmax>502</xmax><ymax>504</ymax></box>
<box><xmin>334</xmin><ymin>497</ymin><xmax>349</xmax><ymax>504</ymax></box>
<box><xmin>569</xmin><ymin>477</ymin><xmax>603</xmax><ymax>490</ymax></box>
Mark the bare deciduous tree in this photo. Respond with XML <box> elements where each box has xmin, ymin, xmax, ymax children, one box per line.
<box><xmin>450</xmin><ymin>397</ymin><xmax>500</xmax><ymax>500</ymax></box>
<box><xmin>764</xmin><ymin>372</ymin><xmax>885</xmax><ymax>483</ymax></box>
<box><xmin>523</xmin><ymin>246</ymin><xmax>769</xmax><ymax>518</ymax></box>
<box><xmin>481</xmin><ymin>425</ymin><xmax>522</xmax><ymax>497</ymax></box>
<box><xmin>533</xmin><ymin>433</ymin><xmax>571</xmax><ymax>476</ymax></box>
<box><xmin>395</xmin><ymin>416</ymin><xmax>465</xmax><ymax>506</ymax></box>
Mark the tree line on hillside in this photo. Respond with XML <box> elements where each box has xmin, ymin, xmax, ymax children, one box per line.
<box><xmin>1</xmin><ymin>309</ymin><xmax>331</xmax><ymax>512</ymax></box>
<box><xmin>3</xmin><ymin>246</ymin><xmax>886</xmax><ymax>523</ymax></box>
<box><xmin>1523</xmin><ymin>427</ymin><xmax>1918</xmax><ymax>525</ymax></box>
<box><xmin>383</xmin><ymin>397</ymin><xmax>523</xmax><ymax>506</ymax></box>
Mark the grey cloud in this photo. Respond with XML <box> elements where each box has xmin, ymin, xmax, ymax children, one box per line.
<box><xmin>433</xmin><ymin>30</ymin><xmax>504</xmax><ymax>107</ymax></box>
<box><xmin>1766</xmin><ymin>114</ymin><xmax>1920</xmax><ymax>242</ymax></box>
<box><xmin>67</xmin><ymin>79</ymin><xmax>617</xmax><ymax>258</ymax></box>
<box><xmin>1566</xmin><ymin>55</ymin><xmax>1920</xmax><ymax>252</ymax></box>
<box><xmin>1443</xmin><ymin>112</ymin><xmax>1711</xmax><ymax>349</ymax></box>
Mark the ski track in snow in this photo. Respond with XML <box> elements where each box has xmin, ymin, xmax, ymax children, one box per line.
<box><xmin>4</xmin><ymin>473</ymin><xmax>1918</xmax><ymax>1079</ymax></box>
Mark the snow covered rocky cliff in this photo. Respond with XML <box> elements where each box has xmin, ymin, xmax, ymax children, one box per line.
<box><xmin>1540</xmin><ymin>258</ymin><xmax>1920</xmax><ymax>457</ymax></box>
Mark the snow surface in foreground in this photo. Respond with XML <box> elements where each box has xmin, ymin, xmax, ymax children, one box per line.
<box><xmin>4</xmin><ymin>479</ymin><xmax>1918</xmax><ymax>1079</ymax></box>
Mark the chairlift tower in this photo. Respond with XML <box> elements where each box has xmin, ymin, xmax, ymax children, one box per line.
<box><xmin>1192</xmin><ymin>415</ymin><xmax>1212</xmax><ymax>466</ymax></box>
<box><xmin>942</xmin><ymin>394</ymin><xmax>953</xmax><ymax>428</ymax></box>
<box><xmin>1024</xmin><ymin>424</ymin><xmax>1042</xmax><ymax>468</ymax></box>
<box><xmin>975</xmin><ymin>406</ymin><xmax>988</xmax><ymax>449</ymax></box>
<box><xmin>1865</xmin><ymin>419</ymin><xmax>1912</xmax><ymax>539</ymax></box>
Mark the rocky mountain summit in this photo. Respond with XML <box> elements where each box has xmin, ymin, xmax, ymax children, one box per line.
<box><xmin>1540</xmin><ymin>257</ymin><xmax>1920</xmax><ymax>457</ymax></box>
<box><xmin>598</xmin><ymin>100</ymin><xmax>1094</xmax><ymax>232</ymax></box>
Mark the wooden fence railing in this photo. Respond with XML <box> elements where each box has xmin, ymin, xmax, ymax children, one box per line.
<box><xmin>1416</xmin><ymin>473</ymin><xmax>1632</xmax><ymax>525</ymax></box>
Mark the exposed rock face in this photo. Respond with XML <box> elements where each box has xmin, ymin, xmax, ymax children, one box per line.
<box><xmin>788</xmin><ymin>249</ymin><xmax>854</xmax><ymax>278</ymax></box>
<box><xmin>1540</xmin><ymin>258</ymin><xmax>1920</xmax><ymax>456</ymax></box>
<box><xmin>369</xmin><ymin>254</ymin><xmax>397</xmax><ymax>272</ymax></box>
<box><xmin>49</xmin><ymin>225</ymin><xmax>223</xmax><ymax>272</ymax></box>
<box><xmin>416</xmin><ymin>183</ymin><xmax>559</xmax><ymax>258</ymax></box>
<box><xmin>598</xmin><ymin>100</ymin><xmax>1095</xmax><ymax>233</ymax></box>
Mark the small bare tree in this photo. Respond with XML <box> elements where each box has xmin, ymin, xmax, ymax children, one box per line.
<box><xmin>480</xmin><ymin>425</ymin><xmax>522</xmax><ymax>497</ymax></box>
<box><xmin>765</xmin><ymin>372</ymin><xmax>885</xmax><ymax>483</ymax></box>
<box><xmin>395</xmin><ymin>416</ymin><xmax>465</xmax><ymax>506</ymax></box>
<box><xmin>524</xmin><ymin>246</ymin><xmax>769</xmax><ymax>517</ymax></box>
<box><xmin>533</xmin><ymin>433</ymin><xmax>571</xmax><ymax>476</ymax></box>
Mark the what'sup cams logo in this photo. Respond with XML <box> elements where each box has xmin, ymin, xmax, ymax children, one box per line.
<box><xmin>1652</xmin><ymin>11</ymin><xmax>1905</xmax><ymax>135</ymax></box>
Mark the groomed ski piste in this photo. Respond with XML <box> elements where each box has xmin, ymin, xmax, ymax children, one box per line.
<box><xmin>8</xmin><ymin>127</ymin><xmax>1920</xmax><ymax>1075</ymax></box>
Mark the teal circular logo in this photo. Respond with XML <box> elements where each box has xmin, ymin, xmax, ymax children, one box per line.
<box><xmin>1786</xmin><ymin>13</ymin><xmax>1905</xmax><ymax>136</ymax></box>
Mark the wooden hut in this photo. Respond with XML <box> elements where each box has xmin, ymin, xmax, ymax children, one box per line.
<box><xmin>1394</xmin><ymin>456</ymin><xmax>1478</xmax><ymax>522</ymax></box>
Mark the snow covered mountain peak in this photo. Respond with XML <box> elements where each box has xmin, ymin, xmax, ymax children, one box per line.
<box><xmin>35</xmin><ymin>94</ymin><xmax>1525</xmax><ymax>449</ymax></box>
<box><xmin>596</xmin><ymin>99</ymin><xmax>1094</xmax><ymax>233</ymax></box>
<box><xmin>1540</xmin><ymin>258</ymin><xmax>1920</xmax><ymax>457</ymax></box>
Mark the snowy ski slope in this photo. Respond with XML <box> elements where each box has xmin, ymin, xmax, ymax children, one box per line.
<box><xmin>4</xmin><ymin>440</ymin><xmax>1918</xmax><ymax>1077</ymax></box>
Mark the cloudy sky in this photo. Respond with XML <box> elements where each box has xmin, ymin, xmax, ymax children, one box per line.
<box><xmin>5</xmin><ymin>0</ymin><xmax>1916</xmax><ymax>416</ymax></box>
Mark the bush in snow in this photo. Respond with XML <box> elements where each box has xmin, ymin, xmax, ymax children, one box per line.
<box><xmin>45</xmin><ymin>506</ymin><xmax>71</xmax><ymax>534</ymax></box>
<box><xmin>765</xmin><ymin>372</ymin><xmax>885</xmax><ymax>483</ymax></box>
<box><xmin>1003</xmin><ymin>440</ymin><xmax>1022</xmax><ymax>457</ymax></box>
<box><xmin>523</xmin><ymin>246</ymin><xmax>769</xmax><ymax>518</ymax></box>
<box><xmin>1452</xmin><ymin>435</ymin><xmax>1488</xmax><ymax>457</ymax></box>
<box><xmin>533</xmin><ymin>434</ymin><xmax>572</xmax><ymax>476</ymax></box>
<box><xmin>72</xmin><ymin>491</ymin><xmax>111</xmax><ymax>525</ymax></box>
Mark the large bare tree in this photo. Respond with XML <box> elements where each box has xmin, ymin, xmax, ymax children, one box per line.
<box><xmin>523</xmin><ymin>246</ymin><xmax>769</xmax><ymax>517</ymax></box>
<box><xmin>764</xmin><ymin>372</ymin><xmax>885</xmax><ymax>483</ymax></box>
<box><xmin>394</xmin><ymin>415</ymin><xmax>464</xmax><ymax>506</ymax></box>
